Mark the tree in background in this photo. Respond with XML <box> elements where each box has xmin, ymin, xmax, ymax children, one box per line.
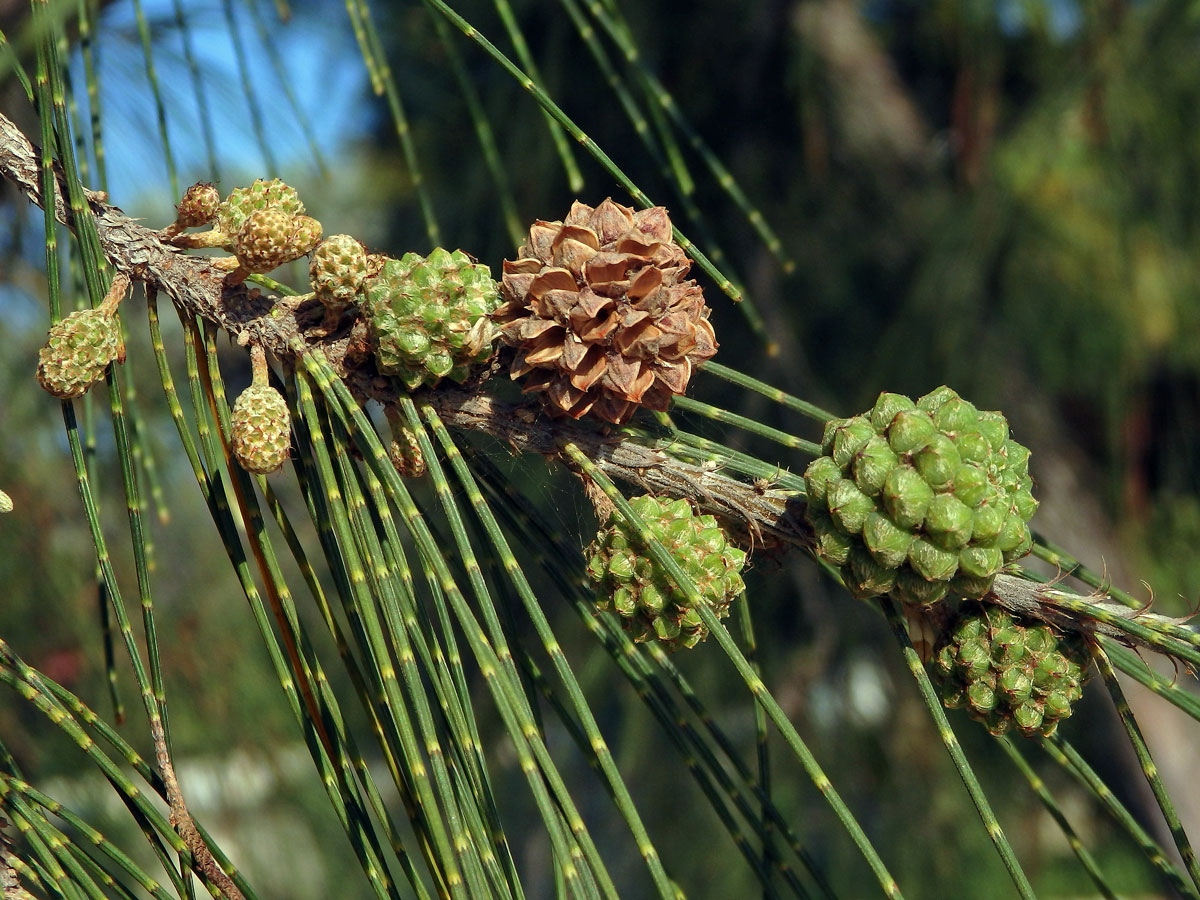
<box><xmin>2</xmin><ymin>1</ymin><xmax>1200</xmax><ymax>898</ymax></box>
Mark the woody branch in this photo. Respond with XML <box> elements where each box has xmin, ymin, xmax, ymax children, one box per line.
<box><xmin>0</xmin><ymin>110</ymin><xmax>1172</xmax><ymax>653</ymax></box>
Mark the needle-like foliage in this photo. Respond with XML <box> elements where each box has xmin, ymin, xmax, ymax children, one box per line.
<box><xmin>2</xmin><ymin>3</ymin><xmax>1200</xmax><ymax>899</ymax></box>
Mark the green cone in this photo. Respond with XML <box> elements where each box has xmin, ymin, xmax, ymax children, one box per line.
<box><xmin>930</xmin><ymin>604</ymin><xmax>1090</xmax><ymax>737</ymax></box>
<box><xmin>362</xmin><ymin>248</ymin><xmax>501</xmax><ymax>389</ymax></box>
<box><xmin>586</xmin><ymin>495</ymin><xmax>747</xmax><ymax>651</ymax></box>
<box><xmin>804</xmin><ymin>386</ymin><xmax>1039</xmax><ymax>606</ymax></box>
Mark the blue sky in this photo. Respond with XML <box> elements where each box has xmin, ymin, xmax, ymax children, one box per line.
<box><xmin>78</xmin><ymin>0</ymin><xmax>373</xmax><ymax>215</ymax></box>
<box><xmin>2</xmin><ymin>0</ymin><xmax>374</xmax><ymax>331</ymax></box>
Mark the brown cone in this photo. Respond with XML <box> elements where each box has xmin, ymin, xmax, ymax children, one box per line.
<box><xmin>495</xmin><ymin>199</ymin><xmax>717</xmax><ymax>425</ymax></box>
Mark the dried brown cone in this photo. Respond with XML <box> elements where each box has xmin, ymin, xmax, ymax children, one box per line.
<box><xmin>495</xmin><ymin>198</ymin><xmax>717</xmax><ymax>425</ymax></box>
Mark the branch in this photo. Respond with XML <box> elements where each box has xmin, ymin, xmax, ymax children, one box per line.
<box><xmin>149</xmin><ymin>716</ymin><xmax>245</xmax><ymax>900</ymax></box>
<box><xmin>1</xmin><ymin>111</ymin><xmax>1190</xmax><ymax>658</ymax></box>
<box><xmin>0</xmin><ymin>109</ymin><xmax>806</xmax><ymax>547</ymax></box>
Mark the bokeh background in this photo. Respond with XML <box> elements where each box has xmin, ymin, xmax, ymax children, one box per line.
<box><xmin>2</xmin><ymin>0</ymin><xmax>1200</xmax><ymax>896</ymax></box>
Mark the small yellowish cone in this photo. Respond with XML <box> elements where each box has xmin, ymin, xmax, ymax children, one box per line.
<box><xmin>231</xmin><ymin>347</ymin><xmax>291</xmax><ymax>475</ymax></box>
<box><xmin>308</xmin><ymin>233</ymin><xmax>367</xmax><ymax>333</ymax></box>
<box><xmin>173</xmin><ymin>182</ymin><xmax>220</xmax><ymax>230</ymax></box>
<box><xmin>311</xmin><ymin>234</ymin><xmax>368</xmax><ymax>306</ymax></box>
<box><xmin>227</xmin><ymin>210</ymin><xmax>323</xmax><ymax>285</ymax></box>
<box><xmin>216</xmin><ymin>178</ymin><xmax>305</xmax><ymax>236</ymax></box>
<box><xmin>35</xmin><ymin>275</ymin><xmax>129</xmax><ymax>399</ymax></box>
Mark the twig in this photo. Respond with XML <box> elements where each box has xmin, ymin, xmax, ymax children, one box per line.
<box><xmin>149</xmin><ymin>716</ymin><xmax>245</xmax><ymax>900</ymax></box>
<box><xmin>0</xmin><ymin>817</ymin><xmax>37</xmax><ymax>900</ymax></box>
<box><xmin>0</xmin><ymin>108</ymin><xmax>806</xmax><ymax>548</ymax></box>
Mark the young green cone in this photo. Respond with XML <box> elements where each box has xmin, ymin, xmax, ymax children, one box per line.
<box><xmin>361</xmin><ymin>248</ymin><xmax>501</xmax><ymax>389</ymax></box>
<box><xmin>929</xmin><ymin>603</ymin><xmax>1091</xmax><ymax>738</ymax></box>
<box><xmin>586</xmin><ymin>495</ymin><xmax>747</xmax><ymax>651</ymax></box>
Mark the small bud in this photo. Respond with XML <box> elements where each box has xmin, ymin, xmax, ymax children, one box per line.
<box><xmin>907</xmin><ymin>538</ymin><xmax>958</xmax><ymax>582</ymax></box>
<box><xmin>975</xmin><ymin>410</ymin><xmax>1010</xmax><ymax>451</ymax></box>
<box><xmin>925</xmin><ymin>494</ymin><xmax>974</xmax><ymax>549</ymax></box>
<box><xmin>953</xmin><ymin>431</ymin><xmax>991</xmax><ymax>465</ymax></box>
<box><xmin>162</xmin><ymin>182</ymin><xmax>221</xmax><ymax>238</ymax></box>
<box><xmin>891</xmin><ymin>569</ymin><xmax>948</xmax><ymax>606</ymax></box>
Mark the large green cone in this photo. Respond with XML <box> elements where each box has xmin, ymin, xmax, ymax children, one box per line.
<box><xmin>804</xmin><ymin>386</ymin><xmax>1038</xmax><ymax>605</ymax></box>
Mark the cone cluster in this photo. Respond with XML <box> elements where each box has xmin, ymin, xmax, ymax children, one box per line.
<box><xmin>361</xmin><ymin>248</ymin><xmax>500</xmax><ymax>389</ymax></box>
<box><xmin>931</xmin><ymin>604</ymin><xmax>1090</xmax><ymax>737</ymax></box>
<box><xmin>164</xmin><ymin>179</ymin><xmax>321</xmax><ymax>283</ymax></box>
<box><xmin>804</xmin><ymin>387</ymin><xmax>1037</xmax><ymax>606</ymax></box>
<box><xmin>495</xmin><ymin>199</ymin><xmax>717</xmax><ymax>425</ymax></box>
<box><xmin>586</xmin><ymin>496</ymin><xmax>746</xmax><ymax>651</ymax></box>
